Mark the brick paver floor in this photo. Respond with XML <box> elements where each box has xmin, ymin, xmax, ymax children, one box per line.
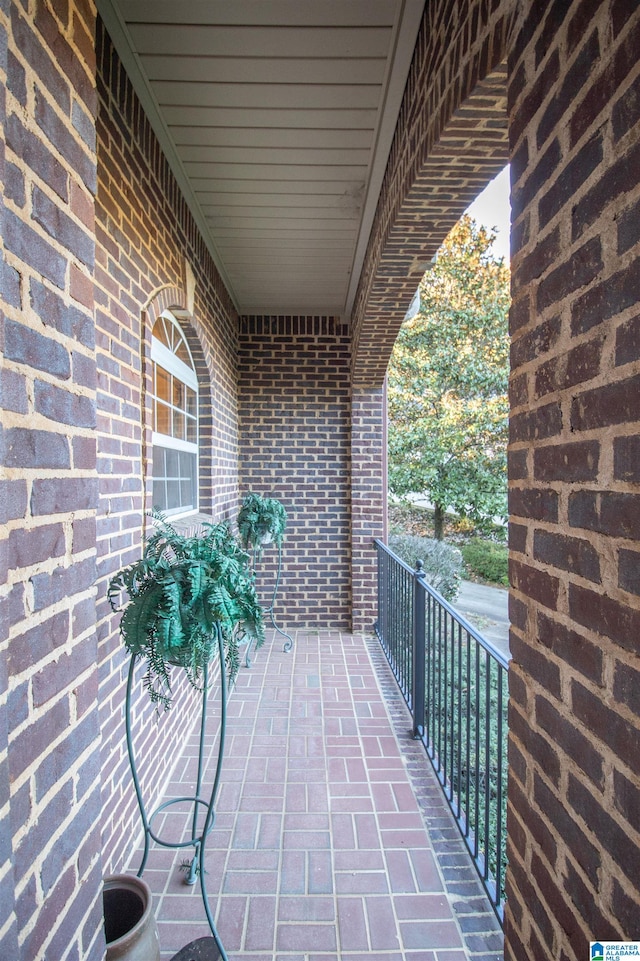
<box><xmin>127</xmin><ymin>631</ymin><xmax>503</xmax><ymax>961</ymax></box>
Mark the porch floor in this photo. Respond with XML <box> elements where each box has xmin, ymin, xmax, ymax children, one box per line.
<box><xmin>128</xmin><ymin>631</ymin><xmax>503</xmax><ymax>961</ymax></box>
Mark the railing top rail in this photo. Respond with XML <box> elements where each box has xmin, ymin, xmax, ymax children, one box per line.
<box><xmin>374</xmin><ymin>538</ymin><xmax>510</xmax><ymax>672</ymax></box>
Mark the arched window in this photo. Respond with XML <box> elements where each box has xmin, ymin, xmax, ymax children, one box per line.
<box><xmin>151</xmin><ymin>312</ymin><xmax>198</xmax><ymax>516</ymax></box>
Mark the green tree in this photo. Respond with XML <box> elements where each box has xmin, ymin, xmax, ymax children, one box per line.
<box><xmin>387</xmin><ymin>215</ymin><xmax>510</xmax><ymax>539</ymax></box>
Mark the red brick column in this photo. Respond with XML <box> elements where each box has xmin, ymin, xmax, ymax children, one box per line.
<box><xmin>1</xmin><ymin>2</ymin><xmax>103</xmax><ymax>958</ymax></box>
<box><xmin>505</xmin><ymin>3</ymin><xmax>640</xmax><ymax>956</ymax></box>
<box><xmin>351</xmin><ymin>383</ymin><xmax>387</xmax><ymax>633</ymax></box>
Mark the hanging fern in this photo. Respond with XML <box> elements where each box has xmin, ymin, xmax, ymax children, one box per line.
<box><xmin>108</xmin><ymin>511</ymin><xmax>265</xmax><ymax>710</ymax></box>
<box><xmin>237</xmin><ymin>492</ymin><xmax>287</xmax><ymax>555</ymax></box>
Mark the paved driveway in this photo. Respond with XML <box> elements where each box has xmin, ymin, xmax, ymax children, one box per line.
<box><xmin>455</xmin><ymin>580</ymin><xmax>510</xmax><ymax>659</ymax></box>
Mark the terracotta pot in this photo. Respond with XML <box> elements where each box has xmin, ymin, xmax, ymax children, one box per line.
<box><xmin>103</xmin><ymin>875</ymin><xmax>160</xmax><ymax>961</ymax></box>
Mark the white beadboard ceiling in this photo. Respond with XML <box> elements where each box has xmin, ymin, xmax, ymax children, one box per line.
<box><xmin>97</xmin><ymin>0</ymin><xmax>426</xmax><ymax>318</ymax></box>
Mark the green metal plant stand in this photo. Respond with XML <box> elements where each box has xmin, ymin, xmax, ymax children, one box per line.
<box><xmin>125</xmin><ymin>626</ymin><xmax>229</xmax><ymax>961</ymax></box>
<box><xmin>244</xmin><ymin>539</ymin><xmax>293</xmax><ymax>667</ymax></box>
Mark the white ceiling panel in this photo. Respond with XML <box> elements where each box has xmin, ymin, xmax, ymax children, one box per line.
<box><xmin>192</xmin><ymin>181</ymin><xmax>366</xmax><ymax>197</ymax></box>
<box><xmin>201</xmin><ymin>207</ymin><xmax>360</xmax><ymax>221</ymax></box>
<box><xmin>170</xmin><ymin>128</ymin><xmax>374</xmax><ymax>150</ymax></box>
<box><xmin>98</xmin><ymin>0</ymin><xmax>426</xmax><ymax>317</ymax></box>
<box><xmin>159</xmin><ymin>106</ymin><xmax>380</xmax><ymax>130</ymax></box>
<box><xmin>126</xmin><ymin>25</ymin><xmax>394</xmax><ymax>59</ymax></box>
<box><xmin>181</xmin><ymin>163</ymin><xmax>368</xmax><ymax>181</ymax></box>
<box><xmin>190</xmin><ymin>187</ymin><xmax>363</xmax><ymax>219</ymax></box>
<box><xmin>140</xmin><ymin>56</ymin><xmax>388</xmax><ymax>86</ymax></box>
<box><xmin>116</xmin><ymin>1</ymin><xmax>400</xmax><ymax>27</ymax></box>
<box><xmin>152</xmin><ymin>82</ymin><xmax>383</xmax><ymax>111</ymax></box>
<box><xmin>177</xmin><ymin>147</ymin><xmax>372</xmax><ymax>166</ymax></box>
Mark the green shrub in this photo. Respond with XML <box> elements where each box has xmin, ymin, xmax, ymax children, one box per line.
<box><xmin>388</xmin><ymin>534</ymin><xmax>462</xmax><ymax>601</ymax></box>
<box><xmin>461</xmin><ymin>538</ymin><xmax>509</xmax><ymax>586</ymax></box>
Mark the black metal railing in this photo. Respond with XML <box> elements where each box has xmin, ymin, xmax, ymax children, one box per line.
<box><xmin>375</xmin><ymin>539</ymin><xmax>509</xmax><ymax>921</ymax></box>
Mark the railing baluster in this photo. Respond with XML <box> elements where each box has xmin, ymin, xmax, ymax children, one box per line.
<box><xmin>412</xmin><ymin>563</ymin><xmax>426</xmax><ymax>739</ymax></box>
<box><xmin>483</xmin><ymin>651</ymin><xmax>491</xmax><ymax>881</ymax></box>
<box><xmin>474</xmin><ymin>640</ymin><xmax>481</xmax><ymax>861</ymax></box>
<box><xmin>448</xmin><ymin>612</ymin><xmax>455</xmax><ymax>803</ymax></box>
<box><xmin>465</xmin><ymin>628</ymin><xmax>471</xmax><ymax>843</ymax></box>
<box><xmin>425</xmin><ymin>591</ymin><xmax>432</xmax><ymax>746</ymax></box>
<box><xmin>496</xmin><ymin>666</ymin><xmax>506</xmax><ymax>903</ymax></box>
<box><xmin>456</xmin><ymin>621</ymin><xmax>462</xmax><ymax>821</ymax></box>
<box><xmin>374</xmin><ymin>539</ymin><xmax>508</xmax><ymax>923</ymax></box>
<box><xmin>442</xmin><ymin>609</ymin><xmax>449</xmax><ymax>794</ymax></box>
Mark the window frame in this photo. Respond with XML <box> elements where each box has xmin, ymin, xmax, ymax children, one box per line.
<box><xmin>150</xmin><ymin>311</ymin><xmax>199</xmax><ymax>518</ymax></box>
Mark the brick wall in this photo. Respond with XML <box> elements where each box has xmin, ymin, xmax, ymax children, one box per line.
<box><xmin>94</xmin><ymin>20</ymin><xmax>242</xmax><ymax>874</ymax></box>
<box><xmin>238</xmin><ymin>316</ymin><xmax>352</xmax><ymax>628</ymax></box>
<box><xmin>0</xmin><ymin>3</ymin><xmax>16</xmax><ymax>953</ymax></box>
<box><xmin>1</xmin><ymin>2</ymin><xmax>104</xmax><ymax>958</ymax></box>
<box><xmin>505</xmin><ymin>3</ymin><xmax>640</xmax><ymax>956</ymax></box>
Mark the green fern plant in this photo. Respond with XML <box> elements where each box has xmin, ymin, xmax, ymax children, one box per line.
<box><xmin>237</xmin><ymin>493</ymin><xmax>287</xmax><ymax>554</ymax></box>
<box><xmin>108</xmin><ymin>512</ymin><xmax>264</xmax><ymax>710</ymax></box>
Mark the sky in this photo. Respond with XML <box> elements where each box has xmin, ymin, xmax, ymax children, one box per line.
<box><xmin>465</xmin><ymin>165</ymin><xmax>511</xmax><ymax>262</ymax></box>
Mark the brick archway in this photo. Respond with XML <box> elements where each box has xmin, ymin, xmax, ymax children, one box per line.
<box><xmin>352</xmin><ymin>14</ymin><xmax>515</xmax><ymax>387</ymax></box>
<box><xmin>349</xmin><ymin>1</ymin><xmax>515</xmax><ymax>631</ymax></box>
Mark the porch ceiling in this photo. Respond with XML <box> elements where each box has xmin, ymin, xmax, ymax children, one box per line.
<box><xmin>97</xmin><ymin>0</ymin><xmax>426</xmax><ymax>319</ymax></box>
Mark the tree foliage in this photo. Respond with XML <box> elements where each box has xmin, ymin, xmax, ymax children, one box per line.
<box><xmin>387</xmin><ymin>215</ymin><xmax>510</xmax><ymax>538</ymax></box>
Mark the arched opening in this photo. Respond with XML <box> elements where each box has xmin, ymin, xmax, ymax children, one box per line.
<box><xmin>349</xmin><ymin>54</ymin><xmax>511</xmax><ymax>631</ymax></box>
<box><xmin>387</xmin><ymin>165</ymin><xmax>512</xmax><ymax>537</ymax></box>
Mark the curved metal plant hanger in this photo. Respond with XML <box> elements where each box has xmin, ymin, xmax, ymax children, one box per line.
<box><xmin>237</xmin><ymin>493</ymin><xmax>293</xmax><ymax>665</ymax></box>
<box><xmin>126</xmin><ymin>627</ymin><xmax>229</xmax><ymax>960</ymax></box>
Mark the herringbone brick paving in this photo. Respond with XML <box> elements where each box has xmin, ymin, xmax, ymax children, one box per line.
<box><xmin>128</xmin><ymin>631</ymin><xmax>502</xmax><ymax>960</ymax></box>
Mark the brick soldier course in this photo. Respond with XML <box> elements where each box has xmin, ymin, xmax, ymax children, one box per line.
<box><xmin>1</xmin><ymin>2</ymin><xmax>639</xmax><ymax>960</ymax></box>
